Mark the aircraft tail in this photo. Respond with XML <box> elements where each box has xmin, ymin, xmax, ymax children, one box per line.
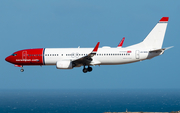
<box><xmin>126</xmin><ymin>17</ymin><xmax>169</xmax><ymax>49</ymax></box>
<box><xmin>142</xmin><ymin>17</ymin><xmax>169</xmax><ymax>49</ymax></box>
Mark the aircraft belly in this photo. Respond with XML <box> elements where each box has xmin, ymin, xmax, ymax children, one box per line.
<box><xmin>44</xmin><ymin>56</ymin><xmax>59</xmax><ymax>65</ymax></box>
<box><xmin>95</xmin><ymin>56</ymin><xmax>135</xmax><ymax>65</ymax></box>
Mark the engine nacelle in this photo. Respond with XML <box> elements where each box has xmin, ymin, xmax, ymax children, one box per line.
<box><xmin>56</xmin><ymin>60</ymin><xmax>73</xmax><ymax>69</ymax></box>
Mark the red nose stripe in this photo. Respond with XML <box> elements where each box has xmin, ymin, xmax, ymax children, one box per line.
<box><xmin>8</xmin><ymin>48</ymin><xmax>44</xmax><ymax>65</ymax></box>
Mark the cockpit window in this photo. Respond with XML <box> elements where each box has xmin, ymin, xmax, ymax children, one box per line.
<box><xmin>12</xmin><ymin>53</ymin><xmax>17</xmax><ymax>56</ymax></box>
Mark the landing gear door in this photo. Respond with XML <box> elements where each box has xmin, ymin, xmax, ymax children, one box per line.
<box><xmin>136</xmin><ymin>50</ymin><xmax>140</xmax><ymax>59</ymax></box>
<box><xmin>22</xmin><ymin>51</ymin><xmax>27</xmax><ymax>59</ymax></box>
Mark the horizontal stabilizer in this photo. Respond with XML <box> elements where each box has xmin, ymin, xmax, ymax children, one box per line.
<box><xmin>163</xmin><ymin>46</ymin><xmax>174</xmax><ymax>50</ymax></box>
<box><xmin>150</xmin><ymin>46</ymin><xmax>174</xmax><ymax>52</ymax></box>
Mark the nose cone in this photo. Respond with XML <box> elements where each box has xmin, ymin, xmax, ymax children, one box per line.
<box><xmin>5</xmin><ymin>56</ymin><xmax>11</xmax><ymax>63</ymax></box>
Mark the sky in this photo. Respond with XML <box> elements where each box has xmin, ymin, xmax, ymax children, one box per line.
<box><xmin>0</xmin><ymin>0</ymin><xmax>180</xmax><ymax>90</ymax></box>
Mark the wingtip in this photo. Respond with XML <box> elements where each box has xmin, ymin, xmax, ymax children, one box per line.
<box><xmin>92</xmin><ymin>42</ymin><xmax>100</xmax><ymax>52</ymax></box>
<box><xmin>117</xmin><ymin>37</ymin><xmax>125</xmax><ymax>47</ymax></box>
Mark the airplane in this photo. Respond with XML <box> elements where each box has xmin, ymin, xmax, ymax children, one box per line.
<box><xmin>5</xmin><ymin>17</ymin><xmax>172</xmax><ymax>73</ymax></box>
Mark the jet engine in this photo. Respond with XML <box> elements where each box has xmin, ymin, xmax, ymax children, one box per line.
<box><xmin>56</xmin><ymin>60</ymin><xmax>73</xmax><ymax>69</ymax></box>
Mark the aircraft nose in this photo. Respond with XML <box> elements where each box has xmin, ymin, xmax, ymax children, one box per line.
<box><xmin>5</xmin><ymin>56</ymin><xmax>11</xmax><ymax>63</ymax></box>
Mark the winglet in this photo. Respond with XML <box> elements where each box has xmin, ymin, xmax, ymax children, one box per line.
<box><xmin>117</xmin><ymin>37</ymin><xmax>125</xmax><ymax>48</ymax></box>
<box><xmin>92</xmin><ymin>42</ymin><xmax>100</xmax><ymax>53</ymax></box>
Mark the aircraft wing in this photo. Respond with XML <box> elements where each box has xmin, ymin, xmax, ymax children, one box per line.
<box><xmin>72</xmin><ymin>42</ymin><xmax>100</xmax><ymax>66</ymax></box>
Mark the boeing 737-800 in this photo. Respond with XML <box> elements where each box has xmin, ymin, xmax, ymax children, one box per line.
<box><xmin>5</xmin><ymin>17</ymin><xmax>172</xmax><ymax>73</ymax></box>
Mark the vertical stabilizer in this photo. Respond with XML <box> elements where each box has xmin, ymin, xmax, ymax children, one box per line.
<box><xmin>142</xmin><ymin>17</ymin><xmax>169</xmax><ymax>49</ymax></box>
<box><xmin>126</xmin><ymin>17</ymin><xmax>169</xmax><ymax>49</ymax></box>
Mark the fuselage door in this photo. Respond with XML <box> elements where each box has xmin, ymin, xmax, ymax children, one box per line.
<box><xmin>135</xmin><ymin>50</ymin><xmax>140</xmax><ymax>59</ymax></box>
<box><xmin>22</xmin><ymin>51</ymin><xmax>27</xmax><ymax>60</ymax></box>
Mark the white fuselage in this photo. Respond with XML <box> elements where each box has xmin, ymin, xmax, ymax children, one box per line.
<box><xmin>44</xmin><ymin>47</ymin><xmax>160</xmax><ymax>66</ymax></box>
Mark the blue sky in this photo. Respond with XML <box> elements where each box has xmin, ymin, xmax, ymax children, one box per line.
<box><xmin>0</xmin><ymin>0</ymin><xmax>179</xmax><ymax>90</ymax></box>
